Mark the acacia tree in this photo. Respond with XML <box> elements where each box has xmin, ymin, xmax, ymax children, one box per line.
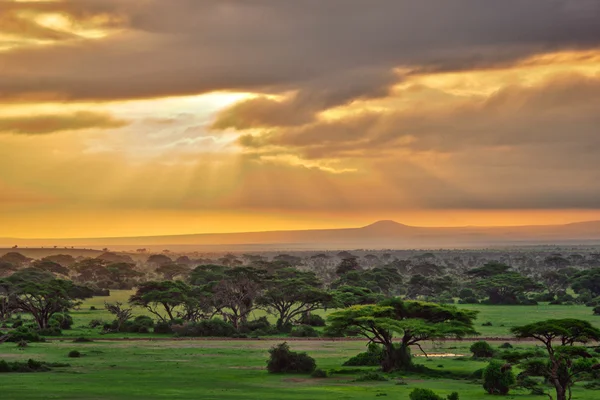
<box><xmin>129</xmin><ymin>281</ymin><xmax>191</xmax><ymax>322</ymax></box>
<box><xmin>156</xmin><ymin>263</ymin><xmax>190</xmax><ymax>280</ymax></box>
<box><xmin>104</xmin><ymin>301</ymin><xmax>133</xmax><ymax>331</ymax></box>
<box><xmin>257</xmin><ymin>268</ymin><xmax>331</xmax><ymax>329</ymax></box>
<box><xmin>512</xmin><ymin>319</ymin><xmax>600</xmax><ymax>400</ymax></box>
<box><xmin>210</xmin><ymin>267</ymin><xmax>264</xmax><ymax>329</ymax></box>
<box><xmin>475</xmin><ymin>272</ymin><xmax>544</xmax><ymax>304</ymax></box>
<box><xmin>327</xmin><ymin>298</ymin><xmax>478</xmax><ymax>371</ymax></box>
<box><xmin>0</xmin><ymin>272</ymin><xmax>87</xmax><ymax>329</ymax></box>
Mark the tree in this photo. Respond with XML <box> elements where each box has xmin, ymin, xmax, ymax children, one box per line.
<box><xmin>327</xmin><ymin>299</ymin><xmax>478</xmax><ymax>371</ymax></box>
<box><xmin>330</xmin><ymin>285</ymin><xmax>385</xmax><ymax>307</ymax></box>
<box><xmin>210</xmin><ymin>267</ymin><xmax>264</xmax><ymax>329</ymax></box>
<box><xmin>467</xmin><ymin>262</ymin><xmax>511</xmax><ymax>278</ymax></box>
<box><xmin>257</xmin><ymin>268</ymin><xmax>331</xmax><ymax>330</ymax></box>
<box><xmin>335</xmin><ymin>257</ymin><xmax>361</xmax><ymax>276</ymax></box>
<box><xmin>146</xmin><ymin>254</ymin><xmax>172</xmax><ymax>267</ymax></box>
<box><xmin>106</xmin><ymin>263</ymin><xmax>143</xmax><ymax>286</ymax></box>
<box><xmin>41</xmin><ymin>254</ymin><xmax>76</xmax><ymax>268</ymax></box>
<box><xmin>483</xmin><ymin>360</ymin><xmax>515</xmax><ymax>395</ymax></box>
<box><xmin>104</xmin><ymin>301</ymin><xmax>133</xmax><ymax>331</ymax></box>
<box><xmin>475</xmin><ymin>272</ymin><xmax>543</xmax><ymax>304</ymax></box>
<box><xmin>512</xmin><ymin>319</ymin><xmax>600</xmax><ymax>400</ymax></box>
<box><xmin>0</xmin><ymin>272</ymin><xmax>88</xmax><ymax>329</ymax></box>
<box><xmin>570</xmin><ymin>268</ymin><xmax>600</xmax><ymax>297</ymax></box>
<box><xmin>32</xmin><ymin>260</ymin><xmax>69</xmax><ymax>276</ymax></box>
<box><xmin>332</xmin><ymin>267</ymin><xmax>403</xmax><ymax>296</ymax></box>
<box><xmin>0</xmin><ymin>252</ymin><xmax>30</xmax><ymax>268</ymax></box>
<box><xmin>129</xmin><ymin>281</ymin><xmax>191</xmax><ymax>322</ymax></box>
<box><xmin>156</xmin><ymin>263</ymin><xmax>190</xmax><ymax>280</ymax></box>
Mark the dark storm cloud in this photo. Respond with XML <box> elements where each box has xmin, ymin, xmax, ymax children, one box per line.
<box><xmin>1</xmin><ymin>0</ymin><xmax>600</xmax><ymax>102</ymax></box>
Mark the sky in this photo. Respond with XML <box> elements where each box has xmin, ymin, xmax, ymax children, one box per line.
<box><xmin>1</xmin><ymin>0</ymin><xmax>600</xmax><ymax>239</ymax></box>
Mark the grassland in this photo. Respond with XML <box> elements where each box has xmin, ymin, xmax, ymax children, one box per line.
<box><xmin>3</xmin><ymin>292</ymin><xmax>600</xmax><ymax>399</ymax></box>
<box><xmin>60</xmin><ymin>290</ymin><xmax>600</xmax><ymax>339</ymax></box>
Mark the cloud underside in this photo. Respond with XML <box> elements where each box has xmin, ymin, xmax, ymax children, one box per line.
<box><xmin>1</xmin><ymin>0</ymin><xmax>600</xmax><ymax>223</ymax></box>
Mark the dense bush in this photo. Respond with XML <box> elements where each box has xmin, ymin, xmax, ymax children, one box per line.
<box><xmin>343</xmin><ymin>343</ymin><xmax>384</xmax><ymax>366</ymax></box>
<box><xmin>298</xmin><ymin>314</ymin><xmax>326</xmax><ymax>327</ymax></box>
<box><xmin>0</xmin><ymin>358</ymin><xmax>67</xmax><ymax>373</ymax></box>
<box><xmin>172</xmin><ymin>319</ymin><xmax>237</xmax><ymax>337</ymax></box>
<box><xmin>68</xmin><ymin>350</ymin><xmax>81</xmax><ymax>358</ymax></box>
<box><xmin>266</xmin><ymin>342</ymin><xmax>316</xmax><ymax>374</ymax></box>
<box><xmin>2</xmin><ymin>327</ymin><xmax>42</xmax><ymax>342</ymax></box>
<box><xmin>483</xmin><ymin>360</ymin><xmax>515</xmax><ymax>395</ymax></box>
<box><xmin>310</xmin><ymin>368</ymin><xmax>328</xmax><ymax>378</ymax></box>
<box><xmin>470</xmin><ymin>341</ymin><xmax>494</xmax><ymax>358</ymax></box>
<box><xmin>104</xmin><ymin>316</ymin><xmax>155</xmax><ymax>333</ymax></box>
<box><xmin>240</xmin><ymin>317</ymin><xmax>275</xmax><ymax>334</ymax></box>
<box><xmin>289</xmin><ymin>325</ymin><xmax>319</xmax><ymax>337</ymax></box>
<box><xmin>38</xmin><ymin>327</ymin><xmax>62</xmax><ymax>336</ymax></box>
<box><xmin>49</xmin><ymin>313</ymin><xmax>73</xmax><ymax>330</ymax></box>
<box><xmin>593</xmin><ymin>306</ymin><xmax>600</xmax><ymax>315</ymax></box>
<box><xmin>409</xmin><ymin>388</ymin><xmax>459</xmax><ymax>400</ymax></box>
<box><xmin>153</xmin><ymin>321</ymin><xmax>173</xmax><ymax>334</ymax></box>
<box><xmin>88</xmin><ymin>319</ymin><xmax>104</xmax><ymax>329</ymax></box>
<box><xmin>354</xmin><ymin>371</ymin><xmax>388</xmax><ymax>382</ymax></box>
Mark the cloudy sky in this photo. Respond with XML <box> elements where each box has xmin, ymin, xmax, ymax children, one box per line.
<box><xmin>2</xmin><ymin>0</ymin><xmax>600</xmax><ymax>238</ymax></box>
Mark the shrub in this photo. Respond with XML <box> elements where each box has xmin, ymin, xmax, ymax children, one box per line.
<box><xmin>483</xmin><ymin>360</ymin><xmax>515</xmax><ymax>395</ymax></box>
<box><xmin>481</xmin><ymin>321</ymin><xmax>493</xmax><ymax>327</ymax></box>
<box><xmin>311</xmin><ymin>368</ymin><xmax>328</xmax><ymax>378</ymax></box>
<box><xmin>355</xmin><ymin>371</ymin><xmax>388</xmax><ymax>382</ymax></box>
<box><xmin>289</xmin><ymin>325</ymin><xmax>319</xmax><ymax>337</ymax></box>
<box><xmin>344</xmin><ymin>343</ymin><xmax>384</xmax><ymax>366</ymax></box>
<box><xmin>38</xmin><ymin>327</ymin><xmax>62</xmax><ymax>336</ymax></box>
<box><xmin>68</xmin><ymin>350</ymin><xmax>81</xmax><ymax>358</ymax></box>
<box><xmin>172</xmin><ymin>319</ymin><xmax>237</xmax><ymax>337</ymax></box>
<box><xmin>241</xmin><ymin>317</ymin><xmax>277</xmax><ymax>334</ymax></box>
<box><xmin>298</xmin><ymin>314</ymin><xmax>326</xmax><ymax>327</ymax></box>
<box><xmin>128</xmin><ymin>316</ymin><xmax>154</xmax><ymax>333</ymax></box>
<box><xmin>0</xmin><ymin>358</ymin><xmax>63</xmax><ymax>373</ymax></box>
<box><xmin>5</xmin><ymin>327</ymin><xmax>41</xmax><ymax>342</ymax></box>
<box><xmin>88</xmin><ymin>319</ymin><xmax>104</xmax><ymax>329</ymax></box>
<box><xmin>153</xmin><ymin>321</ymin><xmax>173</xmax><ymax>334</ymax></box>
<box><xmin>593</xmin><ymin>306</ymin><xmax>600</xmax><ymax>315</ymax></box>
<box><xmin>470</xmin><ymin>341</ymin><xmax>494</xmax><ymax>358</ymax></box>
<box><xmin>49</xmin><ymin>313</ymin><xmax>73</xmax><ymax>330</ymax></box>
<box><xmin>409</xmin><ymin>388</ymin><xmax>443</xmax><ymax>400</ymax></box>
<box><xmin>499</xmin><ymin>342</ymin><xmax>513</xmax><ymax>349</ymax></box>
<box><xmin>11</xmin><ymin>320</ymin><xmax>23</xmax><ymax>328</ymax></box>
<box><xmin>90</xmin><ymin>306</ymin><xmax>97</xmax><ymax>311</ymax></box>
<box><xmin>266</xmin><ymin>342</ymin><xmax>316</xmax><ymax>374</ymax></box>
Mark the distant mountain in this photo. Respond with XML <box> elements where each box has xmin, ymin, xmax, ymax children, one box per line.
<box><xmin>2</xmin><ymin>220</ymin><xmax>600</xmax><ymax>251</ymax></box>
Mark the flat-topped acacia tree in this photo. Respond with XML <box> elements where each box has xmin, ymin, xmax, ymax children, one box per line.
<box><xmin>327</xmin><ymin>298</ymin><xmax>478</xmax><ymax>371</ymax></box>
<box><xmin>512</xmin><ymin>319</ymin><xmax>600</xmax><ymax>400</ymax></box>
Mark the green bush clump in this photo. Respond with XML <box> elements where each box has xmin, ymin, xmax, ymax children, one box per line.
<box><xmin>311</xmin><ymin>368</ymin><xmax>329</xmax><ymax>378</ymax></box>
<box><xmin>153</xmin><ymin>321</ymin><xmax>173</xmax><ymax>334</ymax></box>
<box><xmin>4</xmin><ymin>327</ymin><xmax>42</xmax><ymax>342</ymax></box>
<box><xmin>409</xmin><ymin>388</ymin><xmax>460</xmax><ymax>400</ymax></box>
<box><xmin>0</xmin><ymin>358</ymin><xmax>64</xmax><ymax>373</ymax></box>
<box><xmin>240</xmin><ymin>317</ymin><xmax>277</xmax><ymax>335</ymax></box>
<box><xmin>289</xmin><ymin>325</ymin><xmax>319</xmax><ymax>337</ymax></box>
<box><xmin>88</xmin><ymin>319</ymin><xmax>104</xmax><ymax>329</ymax></box>
<box><xmin>483</xmin><ymin>360</ymin><xmax>515</xmax><ymax>395</ymax></box>
<box><xmin>499</xmin><ymin>342</ymin><xmax>513</xmax><ymax>349</ymax></box>
<box><xmin>104</xmin><ymin>316</ymin><xmax>155</xmax><ymax>333</ymax></box>
<box><xmin>49</xmin><ymin>313</ymin><xmax>73</xmax><ymax>330</ymax></box>
<box><xmin>266</xmin><ymin>342</ymin><xmax>316</xmax><ymax>374</ymax></box>
<box><xmin>68</xmin><ymin>350</ymin><xmax>81</xmax><ymax>358</ymax></box>
<box><xmin>344</xmin><ymin>343</ymin><xmax>384</xmax><ymax>366</ymax></box>
<box><xmin>470</xmin><ymin>341</ymin><xmax>494</xmax><ymax>358</ymax></box>
<box><xmin>38</xmin><ymin>327</ymin><xmax>62</xmax><ymax>336</ymax></box>
<box><xmin>354</xmin><ymin>371</ymin><xmax>388</xmax><ymax>382</ymax></box>
<box><xmin>298</xmin><ymin>314</ymin><xmax>326</xmax><ymax>327</ymax></box>
<box><xmin>172</xmin><ymin>319</ymin><xmax>237</xmax><ymax>337</ymax></box>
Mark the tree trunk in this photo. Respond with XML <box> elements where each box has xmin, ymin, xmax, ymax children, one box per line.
<box><xmin>555</xmin><ymin>387</ymin><xmax>566</xmax><ymax>400</ymax></box>
<box><xmin>381</xmin><ymin>343</ymin><xmax>412</xmax><ymax>372</ymax></box>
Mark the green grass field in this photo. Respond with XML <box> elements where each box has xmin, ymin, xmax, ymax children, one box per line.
<box><xmin>3</xmin><ymin>292</ymin><xmax>600</xmax><ymax>399</ymax></box>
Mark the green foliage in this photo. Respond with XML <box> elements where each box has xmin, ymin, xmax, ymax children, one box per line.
<box><xmin>469</xmin><ymin>341</ymin><xmax>494</xmax><ymax>358</ymax></box>
<box><xmin>310</xmin><ymin>368</ymin><xmax>328</xmax><ymax>378</ymax></box>
<box><xmin>0</xmin><ymin>358</ymin><xmax>66</xmax><ymax>373</ymax></box>
<box><xmin>266</xmin><ymin>342</ymin><xmax>316</xmax><ymax>374</ymax></box>
<box><xmin>289</xmin><ymin>324</ymin><xmax>319</xmax><ymax>337</ymax></box>
<box><xmin>49</xmin><ymin>313</ymin><xmax>73</xmax><ymax>330</ymax></box>
<box><xmin>475</xmin><ymin>272</ymin><xmax>543</xmax><ymax>305</ymax></box>
<box><xmin>409</xmin><ymin>388</ymin><xmax>459</xmax><ymax>400</ymax></box>
<box><xmin>153</xmin><ymin>321</ymin><xmax>173</xmax><ymax>334</ymax></box>
<box><xmin>343</xmin><ymin>343</ymin><xmax>384</xmax><ymax>366</ymax></box>
<box><xmin>171</xmin><ymin>319</ymin><xmax>237</xmax><ymax>337</ymax></box>
<box><xmin>68</xmin><ymin>350</ymin><xmax>81</xmax><ymax>358</ymax></box>
<box><xmin>354</xmin><ymin>371</ymin><xmax>388</xmax><ymax>382</ymax></box>
<box><xmin>4</xmin><ymin>326</ymin><xmax>42</xmax><ymax>342</ymax></box>
<box><xmin>298</xmin><ymin>313</ymin><xmax>326</xmax><ymax>327</ymax></box>
<box><xmin>482</xmin><ymin>360</ymin><xmax>515</xmax><ymax>395</ymax></box>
